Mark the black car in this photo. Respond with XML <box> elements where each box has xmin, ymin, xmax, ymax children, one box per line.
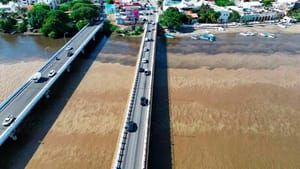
<box><xmin>126</xmin><ymin>121</ymin><xmax>138</xmax><ymax>132</ymax></box>
<box><xmin>139</xmin><ymin>67</ymin><xmax>145</xmax><ymax>72</ymax></box>
<box><xmin>140</xmin><ymin>96</ymin><xmax>148</xmax><ymax>106</ymax></box>
<box><xmin>67</xmin><ymin>51</ymin><xmax>73</xmax><ymax>57</ymax></box>
<box><xmin>144</xmin><ymin>69</ymin><xmax>151</xmax><ymax>76</ymax></box>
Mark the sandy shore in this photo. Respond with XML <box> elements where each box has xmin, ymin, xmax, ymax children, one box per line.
<box><xmin>177</xmin><ymin>23</ymin><xmax>300</xmax><ymax>37</ymax></box>
<box><xmin>0</xmin><ymin>61</ymin><xmax>44</xmax><ymax>102</ymax></box>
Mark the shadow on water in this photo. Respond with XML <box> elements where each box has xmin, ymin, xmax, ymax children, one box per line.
<box><xmin>148</xmin><ymin>27</ymin><xmax>172</xmax><ymax>169</ymax></box>
<box><xmin>0</xmin><ymin>32</ymin><xmax>109</xmax><ymax>169</ymax></box>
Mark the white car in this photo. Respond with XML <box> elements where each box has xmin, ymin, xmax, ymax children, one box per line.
<box><xmin>32</xmin><ymin>72</ymin><xmax>42</xmax><ymax>83</ymax></box>
<box><xmin>65</xmin><ymin>46</ymin><xmax>73</xmax><ymax>51</ymax></box>
<box><xmin>2</xmin><ymin>115</ymin><xmax>15</xmax><ymax>127</ymax></box>
<box><xmin>142</xmin><ymin>58</ymin><xmax>149</xmax><ymax>64</ymax></box>
<box><xmin>48</xmin><ymin>70</ymin><xmax>56</xmax><ymax>77</ymax></box>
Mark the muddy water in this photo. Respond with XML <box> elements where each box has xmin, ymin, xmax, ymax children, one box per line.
<box><xmin>160</xmin><ymin>34</ymin><xmax>300</xmax><ymax>169</ymax></box>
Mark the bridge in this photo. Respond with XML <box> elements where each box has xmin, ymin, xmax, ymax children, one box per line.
<box><xmin>0</xmin><ymin>22</ymin><xmax>104</xmax><ymax>146</ymax></box>
<box><xmin>112</xmin><ymin>6</ymin><xmax>158</xmax><ymax>169</ymax></box>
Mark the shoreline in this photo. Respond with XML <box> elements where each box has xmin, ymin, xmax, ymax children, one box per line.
<box><xmin>175</xmin><ymin>23</ymin><xmax>300</xmax><ymax>37</ymax></box>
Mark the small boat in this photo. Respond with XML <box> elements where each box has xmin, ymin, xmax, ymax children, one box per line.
<box><xmin>199</xmin><ymin>33</ymin><xmax>216</xmax><ymax>41</ymax></box>
<box><xmin>191</xmin><ymin>34</ymin><xmax>199</xmax><ymax>40</ymax></box>
<box><xmin>239</xmin><ymin>31</ymin><xmax>256</xmax><ymax>36</ymax></box>
<box><xmin>259</xmin><ymin>32</ymin><xmax>275</xmax><ymax>39</ymax></box>
<box><xmin>164</xmin><ymin>33</ymin><xmax>174</xmax><ymax>39</ymax></box>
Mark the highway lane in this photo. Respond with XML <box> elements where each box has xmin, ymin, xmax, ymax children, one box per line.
<box><xmin>121</xmin><ymin>11</ymin><xmax>156</xmax><ymax>169</ymax></box>
<box><xmin>0</xmin><ymin>23</ymin><xmax>102</xmax><ymax>143</ymax></box>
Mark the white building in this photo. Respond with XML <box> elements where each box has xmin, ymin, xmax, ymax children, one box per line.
<box><xmin>163</xmin><ymin>0</ymin><xmax>205</xmax><ymax>11</ymax></box>
<box><xmin>0</xmin><ymin>2</ymin><xmax>18</xmax><ymax>13</ymax></box>
<box><xmin>18</xmin><ymin>0</ymin><xmax>60</xmax><ymax>9</ymax></box>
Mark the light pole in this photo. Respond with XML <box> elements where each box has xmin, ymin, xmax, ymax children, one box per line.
<box><xmin>64</xmin><ymin>32</ymin><xmax>68</xmax><ymax>43</ymax></box>
<box><xmin>44</xmin><ymin>46</ymin><xmax>50</xmax><ymax>59</ymax></box>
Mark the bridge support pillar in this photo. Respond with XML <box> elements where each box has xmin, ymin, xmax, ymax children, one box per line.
<box><xmin>81</xmin><ymin>49</ymin><xmax>85</xmax><ymax>54</ymax></box>
<box><xmin>93</xmin><ymin>36</ymin><xmax>96</xmax><ymax>41</ymax></box>
<box><xmin>10</xmin><ymin>130</ymin><xmax>17</xmax><ymax>141</ymax></box>
<box><xmin>67</xmin><ymin>65</ymin><xmax>71</xmax><ymax>72</ymax></box>
<box><xmin>45</xmin><ymin>90</ymin><xmax>51</xmax><ymax>99</ymax></box>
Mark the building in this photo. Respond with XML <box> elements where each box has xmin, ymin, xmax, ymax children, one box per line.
<box><xmin>0</xmin><ymin>2</ymin><xmax>18</xmax><ymax>13</ymax></box>
<box><xmin>18</xmin><ymin>0</ymin><xmax>60</xmax><ymax>9</ymax></box>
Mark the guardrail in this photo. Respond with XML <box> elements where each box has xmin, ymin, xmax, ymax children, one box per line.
<box><xmin>0</xmin><ymin>24</ymin><xmax>90</xmax><ymax>112</ymax></box>
<box><xmin>141</xmin><ymin>13</ymin><xmax>158</xmax><ymax>169</ymax></box>
<box><xmin>112</xmin><ymin>22</ymin><xmax>149</xmax><ymax>169</ymax></box>
<box><xmin>0</xmin><ymin>23</ymin><xmax>104</xmax><ymax>146</ymax></box>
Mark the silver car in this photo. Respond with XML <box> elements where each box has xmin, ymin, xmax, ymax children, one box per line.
<box><xmin>48</xmin><ymin>70</ymin><xmax>56</xmax><ymax>77</ymax></box>
<box><xmin>2</xmin><ymin>115</ymin><xmax>16</xmax><ymax>127</ymax></box>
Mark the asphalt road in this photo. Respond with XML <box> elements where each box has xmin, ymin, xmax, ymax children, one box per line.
<box><xmin>121</xmin><ymin>11</ymin><xmax>157</xmax><ymax>169</ymax></box>
<box><xmin>0</xmin><ymin>23</ymin><xmax>102</xmax><ymax>144</ymax></box>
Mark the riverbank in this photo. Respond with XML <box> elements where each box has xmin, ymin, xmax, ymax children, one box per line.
<box><xmin>176</xmin><ymin>23</ymin><xmax>300</xmax><ymax>37</ymax></box>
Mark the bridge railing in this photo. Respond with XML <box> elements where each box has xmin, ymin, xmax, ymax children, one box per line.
<box><xmin>0</xmin><ymin>23</ymin><xmax>103</xmax><ymax>146</ymax></box>
<box><xmin>141</xmin><ymin>13</ymin><xmax>158</xmax><ymax>169</ymax></box>
<box><xmin>112</xmin><ymin>22</ymin><xmax>149</xmax><ymax>169</ymax></box>
<box><xmin>0</xmin><ymin>24</ymin><xmax>89</xmax><ymax>112</ymax></box>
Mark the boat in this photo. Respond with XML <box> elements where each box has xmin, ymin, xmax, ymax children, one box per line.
<box><xmin>199</xmin><ymin>33</ymin><xmax>216</xmax><ymax>41</ymax></box>
<box><xmin>164</xmin><ymin>33</ymin><xmax>174</xmax><ymax>39</ymax></box>
<box><xmin>191</xmin><ymin>34</ymin><xmax>199</xmax><ymax>40</ymax></box>
<box><xmin>239</xmin><ymin>31</ymin><xmax>256</xmax><ymax>36</ymax></box>
<box><xmin>259</xmin><ymin>32</ymin><xmax>276</xmax><ymax>39</ymax></box>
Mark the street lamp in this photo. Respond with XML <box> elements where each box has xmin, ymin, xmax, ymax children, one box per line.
<box><xmin>44</xmin><ymin>46</ymin><xmax>50</xmax><ymax>59</ymax></box>
<box><xmin>64</xmin><ymin>32</ymin><xmax>69</xmax><ymax>43</ymax></box>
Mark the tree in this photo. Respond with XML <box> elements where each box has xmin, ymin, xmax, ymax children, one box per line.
<box><xmin>215</xmin><ymin>0</ymin><xmax>234</xmax><ymax>6</ymax></box>
<box><xmin>75</xmin><ymin>19</ymin><xmax>89</xmax><ymax>30</ymax></box>
<box><xmin>106</xmin><ymin>0</ymin><xmax>114</xmax><ymax>4</ymax></box>
<box><xmin>0</xmin><ymin>16</ymin><xmax>17</xmax><ymax>33</ymax></box>
<box><xmin>229</xmin><ymin>10</ymin><xmax>240</xmax><ymax>22</ymax></box>
<box><xmin>28</xmin><ymin>4</ymin><xmax>50</xmax><ymax>29</ymax></box>
<box><xmin>71</xmin><ymin>6</ymin><xmax>99</xmax><ymax>22</ymax></box>
<box><xmin>159</xmin><ymin>7</ymin><xmax>185</xmax><ymax>29</ymax></box>
<box><xmin>17</xmin><ymin>19</ymin><xmax>28</xmax><ymax>32</ymax></box>
<box><xmin>262</xmin><ymin>0</ymin><xmax>275</xmax><ymax>7</ymax></box>
<box><xmin>197</xmin><ymin>4</ymin><xmax>220</xmax><ymax>23</ymax></box>
<box><xmin>41</xmin><ymin>10</ymin><xmax>70</xmax><ymax>38</ymax></box>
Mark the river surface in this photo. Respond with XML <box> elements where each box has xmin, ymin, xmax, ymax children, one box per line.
<box><xmin>0</xmin><ymin>34</ymin><xmax>67</xmax><ymax>63</ymax></box>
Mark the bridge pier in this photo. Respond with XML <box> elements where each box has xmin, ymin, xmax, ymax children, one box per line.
<box><xmin>81</xmin><ymin>49</ymin><xmax>85</xmax><ymax>54</ymax></box>
<box><xmin>9</xmin><ymin>130</ymin><xmax>17</xmax><ymax>141</ymax></box>
<box><xmin>93</xmin><ymin>36</ymin><xmax>96</xmax><ymax>41</ymax></box>
<box><xmin>45</xmin><ymin>90</ymin><xmax>51</xmax><ymax>99</ymax></box>
<box><xmin>67</xmin><ymin>65</ymin><xmax>71</xmax><ymax>72</ymax></box>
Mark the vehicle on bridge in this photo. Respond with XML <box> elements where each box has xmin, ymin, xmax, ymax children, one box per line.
<box><xmin>144</xmin><ymin>69</ymin><xmax>151</xmax><ymax>76</ymax></box>
<box><xmin>48</xmin><ymin>70</ymin><xmax>56</xmax><ymax>77</ymax></box>
<box><xmin>2</xmin><ymin>115</ymin><xmax>16</xmax><ymax>127</ymax></box>
<box><xmin>126</xmin><ymin>121</ymin><xmax>138</xmax><ymax>132</ymax></box>
<box><xmin>31</xmin><ymin>72</ymin><xmax>42</xmax><ymax>83</ymax></box>
<box><xmin>140</xmin><ymin>96</ymin><xmax>148</xmax><ymax>106</ymax></box>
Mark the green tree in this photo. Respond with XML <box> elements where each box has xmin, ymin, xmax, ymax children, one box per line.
<box><xmin>0</xmin><ymin>16</ymin><xmax>17</xmax><ymax>33</ymax></box>
<box><xmin>106</xmin><ymin>0</ymin><xmax>114</xmax><ymax>4</ymax></box>
<box><xmin>17</xmin><ymin>19</ymin><xmax>28</xmax><ymax>32</ymax></box>
<box><xmin>71</xmin><ymin>6</ymin><xmax>99</xmax><ymax>22</ymax></box>
<box><xmin>59</xmin><ymin>3</ymin><xmax>72</xmax><ymax>11</ymax></box>
<box><xmin>75</xmin><ymin>19</ymin><xmax>89</xmax><ymax>30</ymax></box>
<box><xmin>287</xmin><ymin>9</ymin><xmax>300</xmax><ymax>21</ymax></box>
<box><xmin>28</xmin><ymin>4</ymin><xmax>50</xmax><ymax>29</ymax></box>
<box><xmin>215</xmin><ymin>0</ymin><xmax>234</xmax><ymax>6</ymax></box>
<box><xmin>197</xmin><ymin>4</ymin><xmax>220</xmax><ymax>23</ymax></box>
<box><xmin>0</xmin><ymin>0</ymin><xmax>9</xmax><ymax>4</ymax></box>
<box><xmin>159</xmin><ymin>7</ymin><xmax>185</xmax><ymax>29</ymax></box>
<box><xmin>229</xmin><ymin>10</ymin><xmax>240</xmax><ymax>22</ymax></box>
<box><xmin>262</xmin><ymin>0</ymin><xmax>275</xmax><ymax>7</ymax></box>
<box><xmin>41</xmin><ymin>10</ymin><xmax>70</xmax><ymax>38</ymax></box>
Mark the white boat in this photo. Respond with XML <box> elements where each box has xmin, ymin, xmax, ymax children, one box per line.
<box><xmin>259</xmin><ymin>32</ymin><xmax>276</xmax><ymax>39</ymax></box>
<box><xmin>239</xmin><ymin>31</ymin><xmax>256</xmax><ymax>36</ymax></box>
<box><xmin>191</xmin><ymin>34</ymin><xmax>199</xmax><ymax>40</ymax></box>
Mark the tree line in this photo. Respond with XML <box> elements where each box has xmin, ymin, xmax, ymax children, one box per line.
<box><xmin>0</xmin><ymin>0</ymin><xmax>99</xmax><ymax>38</ymax></box>
<box><xmin>159</xmin><ymin>5</ymin><xmax>241</xmax><ymax>29</ymax></box>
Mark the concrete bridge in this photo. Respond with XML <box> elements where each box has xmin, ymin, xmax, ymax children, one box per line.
<box><xmin>112</xmin><ymin>6</ymin><xmax>158</xmax><ymax>169</ymax></box>
<box><xmin>0</xmin><ymin>21</ymin><xmax>104</xmax><ymax>146</ymax></box>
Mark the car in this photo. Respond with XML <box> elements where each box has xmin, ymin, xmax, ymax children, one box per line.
<box><xmin>144</xmin><ymin>69</ymin><xmax>151</xmax><ymax>76</ymax></box>
<box><xmin>32</xmin><ymin>72</ymin><xmax>42</xmax><ymax>83</ymax></box>
<box><xmin>144</xmin><ymin>47</ymin><xmax>149</xmax><ymax>52</ymax></box>
<box><xmin>140</xmin><ymin>96</ymin><xmax>148</xmax><ymax>106</ymax></box>
<box><xmin>65</xmin><ymin>46</ymin><xmax>73</xmax><ymax>51</ymax></box>
<box><xmin>142</xmin><ymin>58</ymin><xmax>148</xmax><ymax>63</ymax></box>
<box><xmin>2</xmin><ymin>115</ymin><xmax>16</xmax><ymax>127</ymax></box>
<box><xmin>67</xmin><ymin>51</ymin><xmax>73</xmax><ymax>57</ymax></box>
<box><xmin>125</xmin><ymin>121</ymin><xmax>138</xmax><ymax>132</ymax></box>
<box><xmin>138</xmin><ymin>67</ymin><xmax>145</xmax><ymax>72</ymax></box>
<box><xmin>48</xmin><ymin>70</ymin><xmax>56</xmax><ymax>77</ymax></box>
<box><xmin>145</xmin><ymin>37</ymin><xmax>149</xmax><ymax>42</ymax></box>
<box><xmin>147</xmin><ymin>30</ymin><xmax>151</xmax><ymax>32</ymax></box>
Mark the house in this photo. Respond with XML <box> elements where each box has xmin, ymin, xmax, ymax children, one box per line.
<box><xmin>18</xmin><ymin>0</ymin><xmax>60</xmax><ymax>9</ymax></box>
<box><xmin>0</xmin><ymin>2</ymin><xmax>18</xmax><ymax>13</ymax></box>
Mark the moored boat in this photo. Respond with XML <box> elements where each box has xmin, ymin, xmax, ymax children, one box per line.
<box><xmin>259</xmin><ymin>32</ymin><xmax>276</xmax><ymax>38</ymax></box>
<box><xmin>199</xmin><ymin>33</ymin><xmax>216</xmax><ymax>41</ymax></box>
<box><xmin>164</xmin><ymin>32</ymin><xmax>174</xmax><ymax>39</ymax></box>
<box><xmin>239</xmin><ymin>31</ymin><xmax>256</xmax><ymax>36</ymax></box>
<box><xmin>191</xmin><ymin>34</ymin><xmax>199</xmax><ymax>40</ymax></box>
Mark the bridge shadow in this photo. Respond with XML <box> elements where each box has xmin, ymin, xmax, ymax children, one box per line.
<box><xmin>148</xmin><ymin>26</ymin><xmax>172</xmax><ymax>169</ymax></box>
<box><xmin>0</xmin><ymin>32</ymin><xmax>109</xmax><ymax>169</ymax></box>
